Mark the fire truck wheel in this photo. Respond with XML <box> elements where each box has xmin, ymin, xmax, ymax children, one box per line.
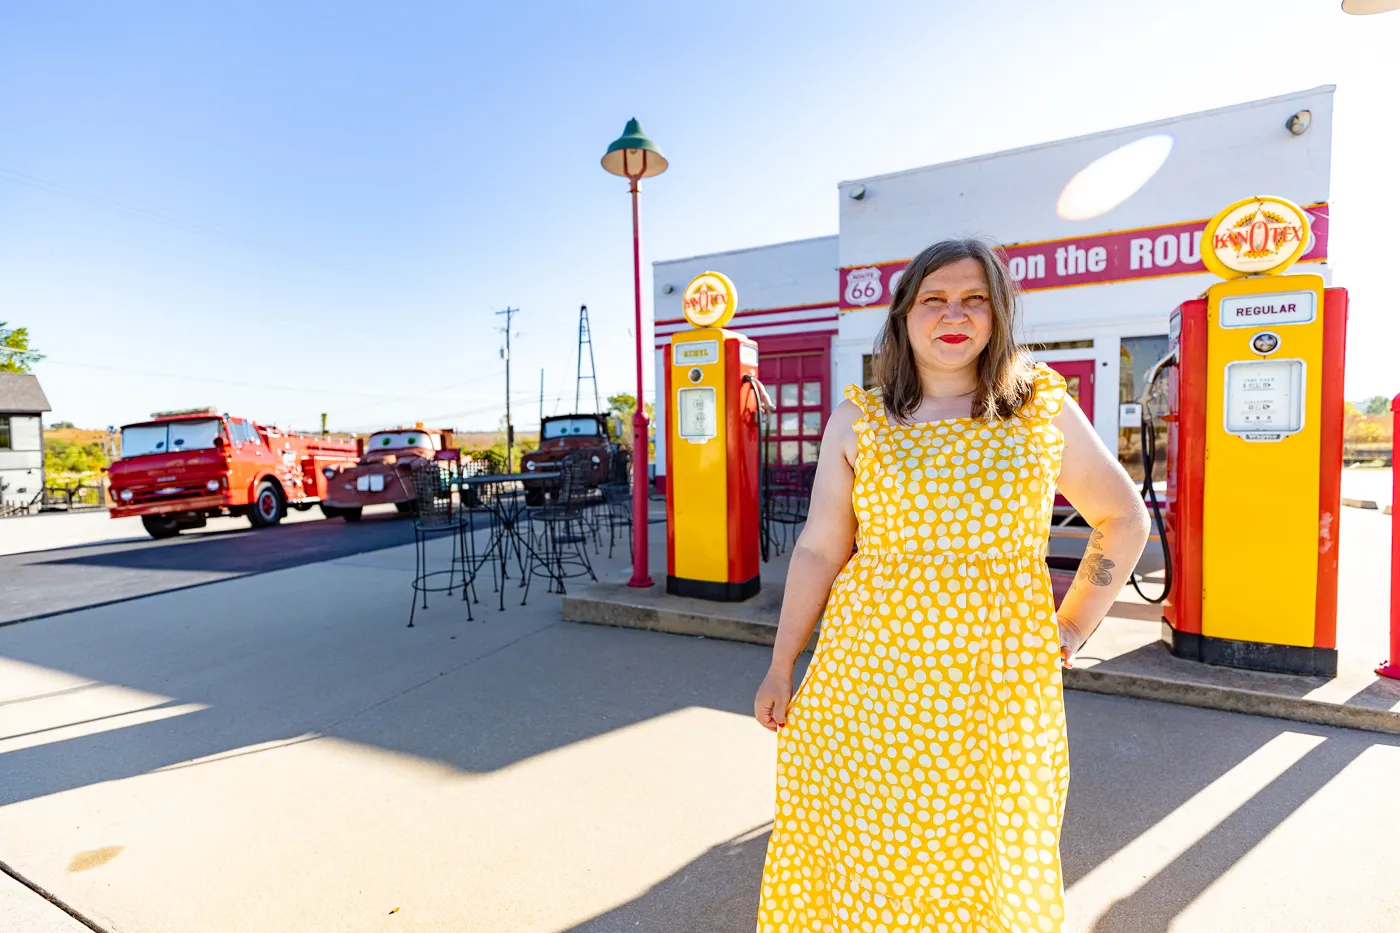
<box><xmin>395</xmin><ymin>500</ymin><xmax>418</xmax><ymax>516</ymax></box>
<box><xmin>141</xmin><ymin>515</ymin><xmax>181</xmax><ymax>539</ymax></box>
<box><xmin>248</xmin><ymin>481</ymin><xmax>286</xmax><ymax>528</ymax></box>
<box><xmin>524</xmin><ymin>486</ymin><xmax>545</xmax><ymax>507</ymax></box>
<box><xmin>342</xmin><ymin>508</ymin><xmax>363</xmax><ymax>522</ymax></box>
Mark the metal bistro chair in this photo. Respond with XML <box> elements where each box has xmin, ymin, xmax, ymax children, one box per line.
<box><xmin>408</xmin><ymin>455</ymin><xmax>477</xmax><ymax>627</ymax></box>
<box><xmin>523</xmin><ymin>454</ymin><xmax>597</xmax><ymax>600</ymax></box>
<box><xmin>597</xmin><ymin>481</ymin><xmax>633</xmax><ymax>560</ymax></box>
<box><xmin>762</xmin><ymin>463</ymin><xmax>815</xmax><ymax>558</ymax></box>
<box><xmin>458</xmin><ymin>456</ymin><xmax>500</xmax><ymax>597</ymax></box>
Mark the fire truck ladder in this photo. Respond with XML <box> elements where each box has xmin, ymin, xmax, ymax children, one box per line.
<box><xmin>575</xmin><ymin>303</ymin><xmax>601</xmax><ymax>414</ymax></box>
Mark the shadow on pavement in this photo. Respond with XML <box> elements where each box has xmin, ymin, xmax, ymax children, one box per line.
<box><xmin>567</xmin><ymin>823</ymin><xmax>770</xmax><ymax>933</ymax></box>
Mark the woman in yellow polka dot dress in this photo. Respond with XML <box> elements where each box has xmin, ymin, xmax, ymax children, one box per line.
<box><xmin>754</xmin><ymin>239</ymin><xmax>1150</xmax><ymax>933</ymax></box>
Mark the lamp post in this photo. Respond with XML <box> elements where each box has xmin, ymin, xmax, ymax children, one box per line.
<box><xmin>602</xmin><ymin>118</ymin><xmax>668</xmax><ymax>588</ymax></box>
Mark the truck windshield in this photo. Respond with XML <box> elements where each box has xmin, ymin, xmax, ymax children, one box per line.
<box><xmin>543</xmin><ymin>418</ymin><xmax>600</xmax><ymax>440</ymax></box>
<box><xmin>367</xmin><ymin>431</ymin><xmax>441</xmax><ymax>451</ymax></box>
<box><xmin>121</xmin><ymin>419</ymin><xmax>223</xmax><ymax>458</ymax></box>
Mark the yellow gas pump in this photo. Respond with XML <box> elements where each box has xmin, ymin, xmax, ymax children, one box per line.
<box><xmin>665</xmin><ymin>272</ymin><xmax>764</xmax><ymax>600</ymax></box>
<box><xmin>1160</xmin><ymin>196</ymin><xmax>1347</xmax><ymax>676</ymax></box>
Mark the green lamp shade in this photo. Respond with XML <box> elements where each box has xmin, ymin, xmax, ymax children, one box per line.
<box><xmin>601</xmin><ymin>118</ymin><xmax>668</xmax><ymax>178</ymax></box>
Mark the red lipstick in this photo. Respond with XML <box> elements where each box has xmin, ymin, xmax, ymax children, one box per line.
<box><xmin>938</xmin><ymin>334</ymin><xmax>970</xmax><ymax>344</ymax></box>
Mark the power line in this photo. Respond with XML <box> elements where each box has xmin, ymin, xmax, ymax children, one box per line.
<box><xmin>0</xmin><ymin>163</ymin><xmax>356</xmax><ymax>277</ymax></box>
<box><xmin>285</xmin><ymin>369</ymin><xmax>506</xmax><ymax>423</ymax></box>
<box><xmin>41</xmin><ymin>359</ymin><xmax>393</xmax><ymax>397</ymax></box>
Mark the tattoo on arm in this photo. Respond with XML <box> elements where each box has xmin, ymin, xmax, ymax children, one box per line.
<box><xmin>1087</xmin><ymin>528</ymin><xmax>1105</xmax><ymax>550</ymax></box>
<box><xmin>1077</xmin><ymin>552</ymin><xmax>1116</xmax><ymax>587</ymax></box>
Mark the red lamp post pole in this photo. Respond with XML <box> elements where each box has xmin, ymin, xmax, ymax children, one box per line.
<box><xmin>1379</xmin><ymin>393</ymin><xmax>1400</xmax><ymax>678</ymax></box>
<box><xmin>627</xmin><ymin>174</ymin><xmax>653</xmax><ymax>588</ymax></box>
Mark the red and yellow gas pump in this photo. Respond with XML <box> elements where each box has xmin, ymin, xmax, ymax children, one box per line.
<box><xmin>1154</xmin><ymin>196</ymin><xmax>1348</xmax><ymax>676</ymax></box>
<box><xmin>665</xmin><ymin>271</ymin><xmax>765</xmax><ymax>600</ymax></box>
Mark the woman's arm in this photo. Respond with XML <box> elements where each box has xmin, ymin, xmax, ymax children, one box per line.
<box><xmin>754</xmin><ymin>400</ymin><xmax>859</xmax><ymax>731</ymax></box>
<box><xmin>1051</xmin><ymin>398</ymin><xmax>1152</xmax><ymax>667</ymax></box>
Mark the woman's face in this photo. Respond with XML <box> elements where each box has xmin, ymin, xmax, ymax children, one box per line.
<box><xmin>905</xmin><ymin>257</ymin><xmax>994</xmax><ymax>374</ymax></box>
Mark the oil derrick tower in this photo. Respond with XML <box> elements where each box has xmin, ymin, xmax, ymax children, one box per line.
<box><xmin>576</xmin><ymin>304</ymin><xmax>601</xmax><ymax>413</ymax></box>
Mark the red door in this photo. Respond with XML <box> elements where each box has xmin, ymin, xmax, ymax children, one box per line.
<box><xmin>758</xmin><ymin>350</ymin><xmax>828</xmax><ymax>467</ymax></box>
<box><xmin>1046</xmin><ymin>359</ymin><xmax>1095</xmax><ymax>423</ymax></box>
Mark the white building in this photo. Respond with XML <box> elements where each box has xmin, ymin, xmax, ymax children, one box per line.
<box><xmin>652</xmin><ymin>86</ymin><xmax>1333</xmax><ymax>487</ymax></box>
<box><xmin>0</xmin><ymin>373</ymin><xmax>53</xmax><ymax>511</ymax></box>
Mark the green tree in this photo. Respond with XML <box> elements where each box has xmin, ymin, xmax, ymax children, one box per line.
<box><xmin>0</xmin><ymin>322</ymin><xmax>43</xmax><ymax>373</ymax></box>
<box><xmin>607</xmin><ymin>392</ymin><xmax>655</xmax><ymax>458</ymax></box>
<box><xmin>44</xmin><ymin>438</ymin><xmax>110</xmax><ymax>477</ymax></box>
<box><xmin>1360</xmin><ymin>395</ymin><xmax>1391</xmax><ymax>416</ymax></box>
<box><xmin>607</xmin><ymin>392</ymin><xmax>654</xmax><ymax>423</ymax></box>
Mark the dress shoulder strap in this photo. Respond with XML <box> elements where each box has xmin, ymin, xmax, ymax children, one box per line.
<box><xmin>843</xmin><ymin>383</ymin><xmax>885</xmax><ymax>433</ymax></box>
<box><xmin>1026</xmin><ymin>362</ymin><xmax>1069</xmax><ymax>422</ymax></box>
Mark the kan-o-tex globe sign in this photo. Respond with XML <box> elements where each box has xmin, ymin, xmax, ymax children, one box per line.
<box><xmin>681</xmin><ymin>271</ymin><xmax>738</xmax><ymax>329</ymax></box>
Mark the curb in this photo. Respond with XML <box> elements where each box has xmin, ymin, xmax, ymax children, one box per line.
<box><xmin>562</xmin><ymin>591</ymin><xmax>787</xmax><ymax>648</ymax></box>
<box><xmin>561</xmin><ymin>589</ymin><xmax>1400</xmax><ymax>737</ymax></box>
<box><xmin>1062</xmin><ymin>667</ymin><xmax>1400</xmax><ymax>736</ymax></box>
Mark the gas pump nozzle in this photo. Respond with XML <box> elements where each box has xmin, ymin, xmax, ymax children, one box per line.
<box><xmin>743</xmin><ymin>373</ymin><xmax>776</xmax><ymax>414</ymax></box>
<box><xmin>1137</xmin><ymin>347</ymin><xmax>1178</xmax><ymax>409</ymax></box>
<box><xmin>1132</xmin><ymin>346</ymin><xmax>1178</xmax><ymax>604</ymax></box>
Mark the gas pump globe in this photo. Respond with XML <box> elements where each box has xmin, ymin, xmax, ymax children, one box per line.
<box><xmin>665</xmin><ymin>271</ymin><xmax>766</xmax><ymax>601</ymax></box>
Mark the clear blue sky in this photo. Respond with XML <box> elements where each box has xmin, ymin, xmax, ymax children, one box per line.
<box><xmin>3</xmin><ymin>0</ymin><xmax>1396</xmax><ymax>432</ymax></box>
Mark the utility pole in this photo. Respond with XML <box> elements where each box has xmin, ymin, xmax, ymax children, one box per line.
<box><xmin>495</xmin><ymin>307</ymin><xmax>519</xmax><ymax>471</ymax></box>
<box><xmin>539</xmin><ymin>368</ymin><xmax>545</xmax><ymax>427</ymax></box>
<box><xmin>575</xmin><ymin>304</ymin><xmax>601</xmax><ymax>413</ymax></box>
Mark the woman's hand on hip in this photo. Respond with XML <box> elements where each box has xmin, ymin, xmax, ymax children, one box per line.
<box><xmin>1057</xmin><ymin>613</ymin><xmax>1086</xmax><ymax>670</ymax></box>
<box><xmin>754</xmin><ymin>667</ymin><xmax>794</xmax><ymax>732</ymax></box>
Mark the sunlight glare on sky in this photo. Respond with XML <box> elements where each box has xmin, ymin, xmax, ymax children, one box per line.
<box><xmin>1056</xmin><ymin>135</ymin><xmax>1174</xmax><ymax>221</ymax></box>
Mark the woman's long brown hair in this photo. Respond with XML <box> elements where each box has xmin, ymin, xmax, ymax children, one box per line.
<box><xmin>871</xmin><ymin>238</ymin><xmax>1035</xmax><ymax>423</ymax></box>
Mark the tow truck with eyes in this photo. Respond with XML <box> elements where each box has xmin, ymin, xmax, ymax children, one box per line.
<box><xmin>519</xmin><ymin>413</ymin><xmax>628</xmax><ymax>506</ymax></box>
<box><xmin>319</xmin><ymin>425</ymin><xmax>457</xmax><ymax>521</ymax></box>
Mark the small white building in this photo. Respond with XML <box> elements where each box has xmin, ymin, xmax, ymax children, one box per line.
<box><xmin>652</xmin><ymin>86</ymin><xmax>1333</xmax><ymax>487</ymax></box>
<box><xmin>0</xmin><ymin>373</ymin><xmax>53</xmax><ymax>510</ymax></box>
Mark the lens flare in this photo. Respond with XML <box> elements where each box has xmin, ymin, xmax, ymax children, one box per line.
<box><xmin>1056</xmin><ymin>134</ymin><xmax>1174</xmax><ymax>221</ymax></box>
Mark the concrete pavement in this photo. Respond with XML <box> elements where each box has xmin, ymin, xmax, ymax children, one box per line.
<box><xmin>0</xmin><ymin>506</ymin><xmax>341</xmax><ymax>558</ymax></box>
<box><xmin>0</xmin><ymin>505</ymin><xmax>424</xmax><ymax>625</ymax></box>
<box><xmin>3</xmin><ymin>523</ymin><xmax>1400</xmax><ymax>930</ymax></box>
<box><xmin>1341</xmin><ymin>466</ymin><xmax>1392</xmax><ymax>510</ymax></box>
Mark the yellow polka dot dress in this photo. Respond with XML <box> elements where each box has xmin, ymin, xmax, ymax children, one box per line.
<box><xmin>758</xmin><ymin>364</ymin><xmax>1071</xmax><ymax>933</ymax></box>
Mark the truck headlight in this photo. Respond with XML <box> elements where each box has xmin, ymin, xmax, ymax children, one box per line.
<box><xmin>120</xmin><ymin>489</ymin><xmax>134</xmax><ymax>501</ymax></box>
<box><xmin>525</xmin><ymin>461</ymin><xmax>536</xmax><ymax>471</ymax></box>
<box><xmin>206</xmin><ymin>479</ymin><xmax>221</xmax><ymax>492</ymax></box>
<box><xmin>591</xmin><ymin>455</ymin><xmax>601</xmax><ymax>465</ymax></box>
<box><xmin>323</xmin><ymin>467</ymin><xmax>336</xmax><ymax>479</ymax></box>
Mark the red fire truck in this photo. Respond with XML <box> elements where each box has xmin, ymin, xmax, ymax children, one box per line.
<box><xmin>107</xmin><ymin>408</ymin><xmax>359</xmax><ymax>539</ymax></box>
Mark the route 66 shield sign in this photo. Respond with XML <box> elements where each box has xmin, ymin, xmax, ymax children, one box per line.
<box><xmin>844</xmin><ymin>267</ymin><xmax>884</xmax><ymax>307</ymax></box>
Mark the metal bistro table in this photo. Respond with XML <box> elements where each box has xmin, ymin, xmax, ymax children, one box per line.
<box><xmin>459</xmin><ymin>471</ymin><xmax>558</xmax><ymax>610</ymax></box>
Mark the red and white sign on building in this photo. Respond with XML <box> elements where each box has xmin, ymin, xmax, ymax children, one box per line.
<box><xmin>837</xmin><ymin>204</ymin><xmax>1329</xmax><ymax>311</ymax></box>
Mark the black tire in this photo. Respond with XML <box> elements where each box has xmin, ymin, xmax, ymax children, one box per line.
<box><xmin>248</xmin><ymin>480</ymin><xmax>286</xmax><ymax>528</ymax></box>
<box><xmin>395</xmin><ymin>500</ymin><xmax>418</xmax><ymax>516</ymax></box>
<box><xmin>524</xmin><ymin>486</ymin><xmax>545</xmax><ymax>507</ymax></box>
<box><xmin>320</xmin><ymin>504</ymin><xmax>341</xmax><ymax>519</ymax></box>
<box><xmin>141</xmin><ymin>514</ymin><xmax>181</xmax><ymax>539</ymax></box>
<box><xmin>342</xmin><ymin>507</ymin><xmax>363</xmax><ymax>522</ymax></box>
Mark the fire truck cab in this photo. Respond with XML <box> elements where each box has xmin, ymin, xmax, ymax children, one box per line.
<box><xmin>107</xmin><ymin>408</ymin><xmax>359</xmax><ymax>539</ymax></box>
